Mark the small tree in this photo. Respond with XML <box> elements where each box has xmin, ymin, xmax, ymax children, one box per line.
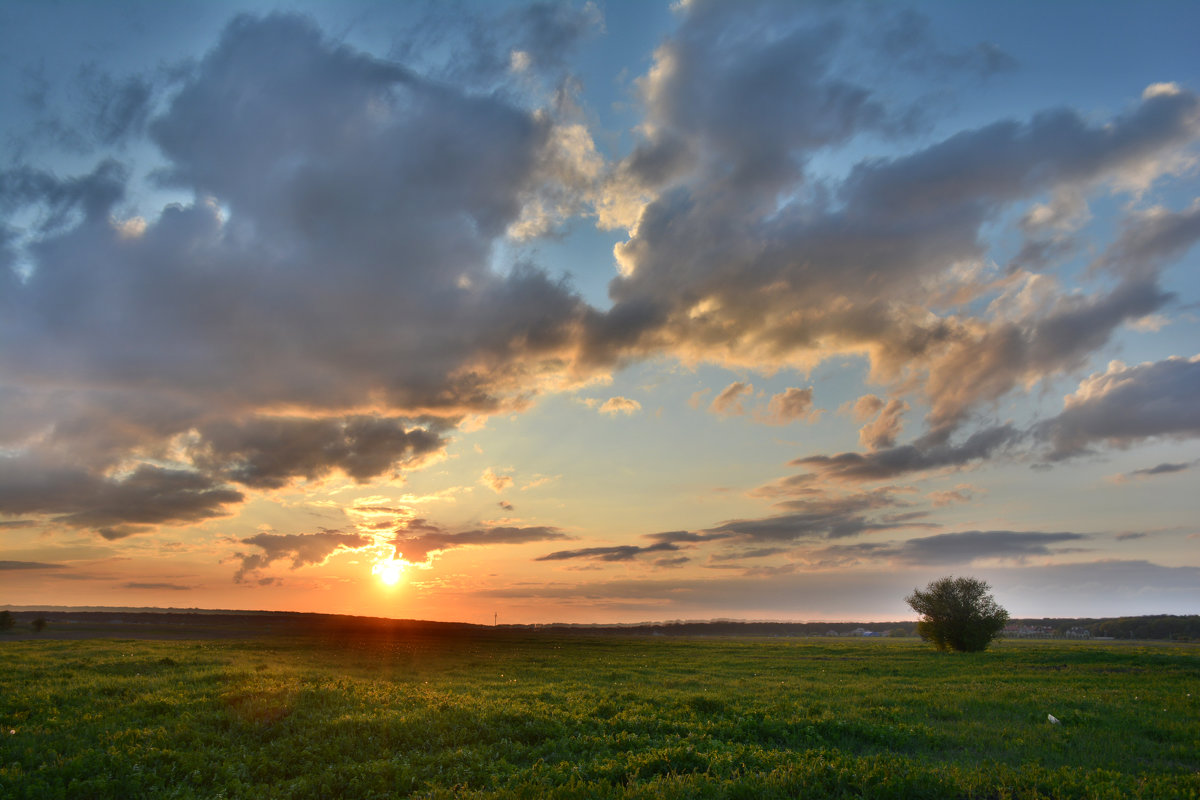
<box><xmin>0</xmin><ymin>610</ymin><xmax>14</xmax><ymax>631</ymax></box>
<box><xmin>906</xmin><ymin>575</ymin><xmax>1008</xmax><ymax>653</ymax></box>
<box><xmin>31</xmin><ymin>617</ymin><xmax>47</xmax><ymax>633</ymax></box>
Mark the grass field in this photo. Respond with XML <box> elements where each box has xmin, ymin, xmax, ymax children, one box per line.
<box><xmin>1</xmin><ymin>631</ymin><xmax>1197</xmax><ymax>798</ymax></box>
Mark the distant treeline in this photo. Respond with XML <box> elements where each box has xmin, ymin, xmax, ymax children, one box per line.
<box><xmin>531</xmin><ymin>616</ymin><xmax>1200</xmax><ymax>641</ymax></box>
<box><xmin>3</xmin><ymin>609</ymin><xmax>1198</xmax><ymax>642</ymax></box>
<box><xmin>1010</xmin><ymin>615</ymin><xmax>1200</xmax><ymax>641</ymax></box>
<box><xmin>532</xmin><ymin>620</ymin><xmax>917</xmax><ymax>637</ymax></box>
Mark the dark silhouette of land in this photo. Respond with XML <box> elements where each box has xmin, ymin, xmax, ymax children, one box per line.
<box><xmin>1</xmin><ymin>607</ymin><xmax>1197</xmax><ymax>642</ymax></box>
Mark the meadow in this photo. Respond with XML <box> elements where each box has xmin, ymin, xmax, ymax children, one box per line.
<box><xmin>1</xmin><ymin>630</ymin><xmax>1197</xmax><ymax>799</ymax></box>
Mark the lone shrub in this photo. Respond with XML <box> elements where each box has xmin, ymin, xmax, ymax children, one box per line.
<box><xmin>0</xmin><ymin>610</ymin><xmax>14</xmax><ymax>631</ymax></box>
<box><xmin>906</xmin><ymin>575</ymin><xmax>1008</xmax><ymax>652</ymax></box>
<box><xmin>31</xmin><ymin>617</ymin><xmax>47</xmax><ymax>633</ymax></box>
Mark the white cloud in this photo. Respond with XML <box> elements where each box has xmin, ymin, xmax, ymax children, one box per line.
<box><xmin>598</xmin><ymin>396</ymin><xmax>641</xmax><ymax>416</ymax></box>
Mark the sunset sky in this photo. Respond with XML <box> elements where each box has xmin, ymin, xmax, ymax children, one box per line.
<box><xmin>2</xmin><ymin>0</ymin><xmax>1198</xmax><ymax>625</ymax></box>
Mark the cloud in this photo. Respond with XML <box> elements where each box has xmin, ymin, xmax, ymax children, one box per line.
<box><xmin>598</xmin><ymin>396</ymin><xmax>642</xmax><ymax>416</ymax></box>
<box><xmin>849</xmin><ymin>394</ymin><xmax>885</xmax><ymax>421</ymax></box>
<box><xmin>79</xmin><ymin>71</ymin><xmax>154</xmax><ymax>146</ymax></box>
<box><xmin>918</xmin><ymin>277</ymin><xmax>1172</xmax><ymax>434</ymax></box>
<box><xmin>393</xmin><ymin>0</ymin><xmax>602</xmax><ymax>86</ymax></box>
<box><xmin>688</xmin><ymin>388</ymin><xmax>711</xmax><ymax>409</ymax></box>
<box><xmin>0</xmin><ymin>11</ymin><xmax>628</xmax><ymax>555</ymax></box>
<box><xmin>815</xmin><ymin>529</ymin><xmax>1091</xmax><ymax>566</ymax></box>
<box><xmin>536</xmin><ymin>541</ymin><xmax>681</xmax><ymax>563</ymax></box>
<box><xmin>392</xmin><ymin>519</ymin><xmax>568</xmax><ymax>564</ymax></box>
<box><xmin>3</xmin><ymin>4</ymin><xmax>1200</xmax><ymax>595</ymax></box>
<box><xmin>234</xmin><ymin>528</ymin><xmax>373</xmax><ymax>582</ymax></box>
<box><xmin>122</xmin><ymin>582</ymin><xmax>192</xmax><ymax>591</ymax></box>
<box><xmin>709</xmin><ymin>382</ymin><xmax>753</xmax><ymax>416</ymax></box>
<box><xmin>599</xmin><ymin>3</ymin><xmax>1200</xmax><ymax>440</ymax></box>
<box><xmin>794</xmin><ymin>424</ymin><xmax>1021</xmax><ymax>483</ymax></box>
<box><xmin>758</xmin><ymin>387</ymin><xmax>820</xmax><ymax>425</ymax></box>
<box><xmin>709</xmin><ymin>546</ymin><xmax>790</xmax><ymax>562</ymax></box>
<box><xmin>705</xmin><ymin>487</ymin><xmax>932</xmax><ymax>543</ymax></box>
<box><xmin>928</xmin><ymin>484</ymin><xmax>979</xmax><ymax>507</ymax></box>
<box><xmin>481</xmin><ymin>559</ymin><xmax>1200</xmax><ymax>619</ymax></box>
<box><xmin>871</xmin><ymin>7</ymin><xmax>1016</xmax><ymax>78</ymax></box>
<box><xmin>520</xmin><ymin>475</ymin><xmax>558</xmax><ymax>491</ymax></box>
<box><xmin>480</xmin><ymin>468</ymin><xmax>514</xmax><ymax>494</ymax></box>
<box><xmin>1124</xmin><ymin>461</ymin><xmax>1195</xmax><ymax>480</ymax></box>
<box><xmin>0</xmin><ymin>560</ymin><xmax>63</xmax><ymax>570</ymax></box>
<box><xmin>0</xmin><ymin>459</ymin><xmax>243</xmax><ymax>540</ymax></box>
<box><xmin>1092</xmin><ymin>201</ymin><xmax>1200</xmax><ymax>280</ymax></box>
<box><xmin>857</xmin><ymin>398</ymin><xmax>908</xmax><ymax>450</ymax></box>
<box><xmin>193</xmin><ymin>416</ymin><xmax>447</xmax><ymax>489</ymax></box>
<box><xmin>1038</xmin><ymin>355</ymin><xmax>1200</xmax><ymax>459</ymax></box>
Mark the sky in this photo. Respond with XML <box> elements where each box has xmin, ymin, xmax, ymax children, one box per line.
<box><xmin>1</xmin><ymin>0</ymin><xmax>1199</xmax><ymax>625</ymax></box>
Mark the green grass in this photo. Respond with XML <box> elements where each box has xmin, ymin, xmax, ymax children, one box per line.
<box><xmin>1</xmin><ymin>634</ymin><xmax>1197</xmax><ymax>798</ymax></box>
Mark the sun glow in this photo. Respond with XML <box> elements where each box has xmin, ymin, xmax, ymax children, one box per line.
<box><xmin>372</xmin><ymin>559</ymin><xmax>405</xmax><ymax>586</ymax></box>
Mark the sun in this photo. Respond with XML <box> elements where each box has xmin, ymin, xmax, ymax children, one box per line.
<box><xmin>372</xmin><ymin>559</ymin><xmax>404</xmax><ymax>586</ymax></box>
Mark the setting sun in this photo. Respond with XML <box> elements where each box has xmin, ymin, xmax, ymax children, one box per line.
<box><xmin>372</xmin><ymin>559</ymin><xmax>404</xmax><ymax>586</ymax></box>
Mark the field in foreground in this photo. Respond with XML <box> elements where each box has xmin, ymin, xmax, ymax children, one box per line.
<box><xmin>1</xmin><ymin>632</ymin><xmax>1197</xmax><ymax>799</ymax></box>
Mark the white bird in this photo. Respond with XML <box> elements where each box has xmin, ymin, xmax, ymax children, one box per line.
<box><xmin>1047</xmin><ymin>714</ymin><xmax>1060</xmax><ymax>725</ymax></box>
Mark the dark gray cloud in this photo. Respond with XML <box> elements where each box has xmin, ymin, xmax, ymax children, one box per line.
<box><xmin>79</xmin><ymin>69</ymin><xmax>154</xmax><ymax>146</ymax></box>
<box><xmin>393</xmin><ymin>520</ymin><xmax>568</xmax><ymax>564</ymax></box>
<box><xmin>1038</xmin><ymin>355</ymin><xmax>1200</xmax><ymax>459</ymax></box>
<box><xmin>793</xmin><ymin>424</ymin><xmax>1021</xmax><ymax>483</ymax></box>
<box><xmin>628</xmin><ymin>488</ymin><xmax>935</xmax><ymax>561</ymax></box>
<box><xmin>645</xmin><ymin>530</ymin><xmax>717</xmax><ymax>545</ymax></box>
<box><xmin>812</xmin><ymin>529</ymin><xmax>1089</xmax><ymax>566</ymax></box>
<box><xmin>234</xmin><ymin>529</ymin><xmax>373</xmax><ymax>583</ymax></box>
<box><xmin>0</xmin><ymin>460</ymin><xmax>243</xmax><ymax>540</ymax></box>
<box><xmin>1125</xmin><ymin>461</ymin><xmax>1195</xmax><ymax>479</ymax></box>
<box><xmin>709</xmin><ymin>546</ymin><xmax>790</xmax><ymax>562</ymax></box>
<box><xmin>1092</xmin><ymin>201</ymin><xmax>1200</xmax><ymax>280</ymax></box>
<box><xmin>193</xmin><ymin>416</ymin><xmax>447</xmax><ymax>489</ymax></box>
<box><xmin>0</xmin><ymin>160</ymin><xmax>128</xmax><ymax>235</ymax></box>
<box><xmin>705</xmin><ymin>487</ymin><xmax>931</xmax><ymax>543</ymax></box>
<box><xmin>0</xmin><ymin>560</ymin><xmax>63</xmax><ymax>570</ymax></box>
<box><xmin>873</xmin><ymin>8</ymin><xmax>1016</xmax><ymax>78</ymax></box>
<box><xmin>3</xmin><ymin>12</ymin><xmax>599</xmax><ymax>427</ymax></box>
<box><xmin>536</xmin><ymin>541</ymin><xmax>680</xmax><ymax>563</ymax></box>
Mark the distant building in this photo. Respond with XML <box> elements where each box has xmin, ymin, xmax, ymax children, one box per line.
<box><xmin>1003</xmin><ymin>623</ymin><xmax>1055</xmax><ymax>639</ymax></box>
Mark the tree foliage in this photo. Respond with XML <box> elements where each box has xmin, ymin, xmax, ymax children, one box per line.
<box><xmin>0</xmin><ymin>610</ymin><xmax>14</xmax><ymax>631</ymax></box>
<box><xmin>906</xmin><ymin>575</ymin><xmax>1009</xmax><ymax>652</ymax></box>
